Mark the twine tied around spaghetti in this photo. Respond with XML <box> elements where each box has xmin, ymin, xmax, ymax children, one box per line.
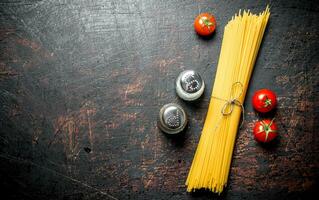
<box><xmin>211</xmin><ymin>82</ymin><xmax>245</xmax><ymax>128</ymax></box>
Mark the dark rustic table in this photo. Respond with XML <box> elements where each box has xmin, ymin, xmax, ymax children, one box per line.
<box><xmin>0</xmin><ymin>0</ymin><xmax>318</xmax><ymax>199</ymax></box>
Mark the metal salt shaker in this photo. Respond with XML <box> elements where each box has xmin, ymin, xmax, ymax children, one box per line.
<box><xmin>175</xmin><ymin>70</ymin><xmax>205</xmax><ymax>101</ymax></box>
<box><xmin>158</xmin><ymin>103</ymin><xmax>188</xmax><ymax>134</ymax></box>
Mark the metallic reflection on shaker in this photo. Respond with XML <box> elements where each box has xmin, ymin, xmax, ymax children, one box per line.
<box><xmin>158</xmin><ymin>103</ymin><xmax>188</xmax><ymax>134</ymax></box>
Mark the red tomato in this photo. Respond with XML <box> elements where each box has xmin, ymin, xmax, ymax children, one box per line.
<box><xmin>253</xmin><ymin>119</ymin><xmax>278</xmax><ymax>143</ymax></box>
<box><xmin>194</xmin><ymin>13</ymin><xmax>216</xmax><ymax>36</ymax></box>
<box><xmin>252</xmin><ymin>89</ymin><xmax>277</xmax><ymax>113</ymax></box>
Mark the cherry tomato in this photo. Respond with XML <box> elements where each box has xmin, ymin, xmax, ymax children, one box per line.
<box><xmin>252</xmin><ymin>89</ymin><xmax>277</xmax><ymax>113</ymax></box>
<box><xmin>194</xmin><ymin>13</ymin><xmax>216</xmax><ymax>36</ymax></box>
<box><xmin>253</xmin><ymin>119</ymin><xmax>278</xmax><ymax>143</ymax></box>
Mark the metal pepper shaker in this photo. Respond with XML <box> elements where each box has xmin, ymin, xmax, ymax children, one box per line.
<box><xmin>175</xmin><ymin>70</ymin><xmax>205</xmax><ymax>101</ymax></box>
<box><xmin>158</xmin><ymin>103</ymin><xmax>188</xmax><ymax>134</ymax></box>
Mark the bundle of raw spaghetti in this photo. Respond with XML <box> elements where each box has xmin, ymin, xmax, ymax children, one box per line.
<box><xmin>186</xmin><ymin>7</ymin><xmax>270</xmax><ymax>193</ymax></box>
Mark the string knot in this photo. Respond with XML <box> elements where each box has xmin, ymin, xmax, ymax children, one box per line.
<box><xmin>212</xmin><ymin>82</ymin><xmax>245</xmax><ymax>128</ymax></box>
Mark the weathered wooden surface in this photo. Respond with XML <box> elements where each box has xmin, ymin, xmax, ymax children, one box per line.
<box><xmin>0</xmin><ymin>0</ymin><xmax>318</xmax><ymax>199</ymax></box>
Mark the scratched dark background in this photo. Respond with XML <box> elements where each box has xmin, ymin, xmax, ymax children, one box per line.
<box><xmin>0</xmin><ymin>0</ymin><xmax>318</xmax><ymax>199</ymax></box>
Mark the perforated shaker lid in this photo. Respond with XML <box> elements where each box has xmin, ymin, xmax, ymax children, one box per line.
<box><xmin>158</xmin><ymin>103</ymin><xmax>188</xmax><ymax>134</ymax></box>
<box><xmin>176</xmin><ymin>70</ymin><xmax>205</xmax><ymax>101</ymax></box>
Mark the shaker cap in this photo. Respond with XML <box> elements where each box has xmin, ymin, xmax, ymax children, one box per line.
<box><xmin>158</xmin><ymin>103</ymin><xmax>187</xmax><ymax>134</ymax></box>
<box><xmin>176</xmin><ymin>70</ymin><xmax>205</xmax><ymax>101</ymax></box>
